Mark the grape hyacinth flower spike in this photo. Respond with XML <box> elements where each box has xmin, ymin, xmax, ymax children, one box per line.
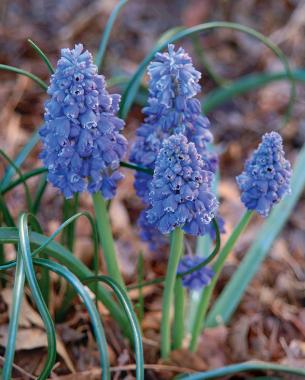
<box><xmin>237</xmin><ymin>131</ymin><xmax>292</xmax><ymax>217</ymax></box>
<box><xmin>130</xmin><ymin>44</ymin><xmax>216</xmax><ymax>204</ymax></box>
<box><xmin>39</xmin><ymin>44</ymin><xmax>127</xmax><ymax>199</ymax></box>
<box><xmin>177</xmin><ymin>256</ymin><xmax>214</xmax><ymax>290</ymax></box>
<box><xmin>147</xmin><ymin>134</ymin><xmax>219</xmax><ymax>235</ymax></box>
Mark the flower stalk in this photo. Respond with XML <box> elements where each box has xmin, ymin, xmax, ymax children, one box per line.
<box><xmin>189</xmin><ymin>210</ymin><xmax>253</xmax><ymax>351</ymax></box>
<box><xmin>173</xmin><ymin>278</ymin><xmax>185</xmax><ymax>350</ymax></box>
<box><xmin>161</xmin><ymin>227</ymin><xmax>184</xmax><ymax>358</ymax></box>
<box><xmin>92</xmin><ymin>192</ymin><xmax>125</xmax><ymax>289</ymax></box>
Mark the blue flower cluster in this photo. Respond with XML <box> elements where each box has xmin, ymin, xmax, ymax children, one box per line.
<box><xmin>147</xmin><ymin>134</ymin><xmax>219</xmax><ymax>235</ymax></box>
<box><xmin>130</xmin><ymin>44</ymin><xmax>219</xmax><ymax>248</ymax></box>
<box><xmin>39</xmin><ymin>44</ymin><xmax>127</xmax><ymax>199</ymax></box>
<box><xmin>130</xmin><ymin>44</ymin><xmax>216</xmax><ymax>203</ymax></box>
<box><xmin>236</xmin><ymin>131</ymin><xmax>291</xmax><ymax>217</ymax></box>
<box><xmin>177</xmin><ymin>255</ymin><xmax>214</xmax><ymax>290</ymax></box>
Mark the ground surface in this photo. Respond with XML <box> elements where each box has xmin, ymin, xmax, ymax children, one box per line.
<box><xmin>1</xmin><ymin>0</ymin><xmax>305</xmax><ymax>379</ymax></box>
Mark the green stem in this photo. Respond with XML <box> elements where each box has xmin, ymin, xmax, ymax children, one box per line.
<box><xmin>161</xmin><ymin>228</ymin><xmax>184</xmax><ymax>358</ymax></box>
<box><xmin>178</xmin><ymin>361</ymin><xmax>305</xmax><ymax>380</ymax></box>
<box><xmin>173</xmin><ymin>278</ymin><xmax>185</xmax><ymax>350</ymax></box>
<box><xmin>92</xmin><ymin>192</ymin><xmax>125</xmax><ymax>289</ymax></box>
<box><xmin>189</xmin><ymin>210</ymin><xmax>253</xmax><ymax>352</ymax></box>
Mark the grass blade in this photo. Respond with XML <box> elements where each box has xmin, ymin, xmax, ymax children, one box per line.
<box><xmin>1</xmin><ymin>131</ymin><xmax>40</xmax><ymax>189</ymax></box>
<box><xmin>32</xmin><ymin>173</ymin><xmax>48</xmax><ymax>213</ymax></box>
<box><xmin>95</xmin><ymin>0</ymin><xmax>128</xmax><ymax>69</ymax></box>
<box><xmin>204</xmin><ymin>69</ymin><xmax>305</xmax><ymax>114</ymax></box>
<box><xmin>18</xmin><ymin>213</ymin><xmax>56</xmax><ymax>379</ymax></box>
<box><xmin>119</xmin><ymin>21</ymin><xmax>294</xmax><ymax>121</ymax></box>
<box><xmin>34</xmin><ymin>259</ymin><xmax>110</xmax><ymax>380</ymax></box>
<box><xmin>27</xmin><ymin>39</ymin><xmax>54</xmax><ymax>74</ymax></box>
<box><xmin>0</xmin><ymin>149</ymin><xmax>33</xmax><ymax>211</ymax></box>
<box><xmin>84</xmin><ymin>275</ymin><xmax>144</xmax><ymax>380</ymax></box>
<box><xmin>0</xmin><ymin>227</ymin><xmax>128</xmax><ymax>332</ymax></box>
<box><xmin>0</xmin><ymin>64</ymin><xmax>48</xmax><ymax>90</ymax></box>
<box><xmin>206</xmin><ymin>141</ymin><xmax>305</xmax><ymax>327</ymax></box>
<box><xmin>2</xmin><ymin>246</ymin><xmax>25</xmax><ymax>380</ymax></box>
<box><xmin>179</xmin><ymin>361</ymin><xmax>305</xmax><ymax>379</ymax></box>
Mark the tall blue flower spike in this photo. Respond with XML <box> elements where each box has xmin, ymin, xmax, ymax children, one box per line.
<box><xmin>177</xmin><ymin>255</ymin><xmax>214</xmax><ymax>290</ymax></box>
<box><xmin>147</xmin><ymin>134</ymin><xmax>219</xmax><ymax>235</ymax></box>
<box><xmin>130</xmin><ymin>44</ymin><xmax>218</xmax><ymax>249</ymax></box>
<box><xmin>130</xmin><ymin>44</ymin><xmax>216</xmax><ymax>203</ymax></box>
<box><xmin>39</xmin><ymin>44</ymin><xmax>127</xmax><ymax>199</ymax></box>
<box><xmin>236</xmin><ymin>131</ymin><xmax>292</xmax><ymax>217</ymax></box>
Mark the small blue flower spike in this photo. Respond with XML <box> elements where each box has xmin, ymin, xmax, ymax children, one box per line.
<box><xmin>147</xmin><ymin>134</ymin><xmax>219</xmax><ymax>235</ymax></box>
<box><xmin>236</xmin><ymin>131</ymin><xmax>292</xmax><ymax>217</ymax></box>
<box><xmin>130</xmin><ymin>44</ymin><xmax>217</xmax><ymax>205</ymax></box>
<box><xmin>39</xmin><ymin>44</ymin><xmax>127</xmax><ymax>199</ymax></box>
<box><xmin>177</xmin><ymin>255</ymin><xmax>214</xmax><ymax>290</ymax></box>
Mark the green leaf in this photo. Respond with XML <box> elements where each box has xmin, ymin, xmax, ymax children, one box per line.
<box><xmin>0</xmin><ymin>149</ymin><xmax>33</xmax><ymax>211</ymax></box>
<box><xmin>84</xmin><ymin>275</ymin><xmax>144</xmax><ymax>380</ymax></box>
<box><xmin>0</xmin><ymin>226</ymin><xmax>128</xmax><ymax>331</ymax></box>
<box><xmin>27</xmin><ymin>39</ymin><xmax>54</xmax><ymax>74</ymax></box>
<box><xmin>95</xmin><ymin>0</ymin><xmax>128</xmax><ymax>69</ymax></box>
<box><xmin>0</xmin><ymin>131</ymin><xmax>40</xmax><ymax>189</ymax></box>
<box><xmin>34</xmin><ymin>259</ymin><xmax>110</xmax><ymax>380</ymax></box>
<box><xmin>206</xmin><ymin>141</ymin><xmax>305</xmax><ymax>327</ymax></box>
<box><xmin>119</xmin><ymin>21</ymin><xmax>294</xmax><ymax>120</ymax></box>
<box><xmin>18</xmin><ymin>213</ymin><xmax>56</xmax><ymax>379</ymax></box>
<box><xmin>204</xmin><ymin>69</ymin><xmax>305</xmax><ymax>114</ymax></box>
<box><xmin>0</xmin><ymin>64</ymin><xmax>48</xmax><ymax>90</ymax></box>
<box><xmin>2</xmin><ymin>246</ymin><xmax>25</xmax><ymax>380</ymax></box>
<box><xmin>178</xmin><ymin>361</ymin><xmax>305</xmax><ymax>379</ymax></box>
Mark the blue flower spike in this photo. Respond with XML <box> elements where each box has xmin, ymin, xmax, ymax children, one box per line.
<box><xmin>177</xmin><ymin>255</ymin><xmax>214</xmax><ymax>290</ymax></box>
<box><xmin>237</xmin><ymin>131</ymin><xmax>292</xmax><ymax>217</ymax></box>
<box><xmin>39</xmin><ymin>44</ymin><xmax>127</xmax><ymax>199</ymax></box>
<box><xmin>147</xmin><ymin>134</ymin><xmax>219</xmax><ymax>235</ymax></box>
<box><xmin>130</xmin><ymin>44</ymin><xmax>217</xmax><ymax>205</ymax></box>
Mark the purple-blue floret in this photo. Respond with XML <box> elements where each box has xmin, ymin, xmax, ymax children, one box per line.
<box><xmin>147</xmin><ymin>134</ymin><xmax>219</xmax><ymax>235</ymax></box>
<box><xmin>236</xmin><ymin>131</ymin><xmax>291</xmax><ymax>217</ymax></box>
<box><xmin>177</xmin><ymin>255</ymin><xmax>214</xmax><ymax>290</ymax></box>
<box><xmin>39</xmin><ymin>44</ymin><xmax>127</xmax><ymax>199</ymax></box>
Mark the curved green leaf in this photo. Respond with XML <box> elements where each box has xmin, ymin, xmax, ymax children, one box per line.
<box><xmin>179</xmin><ymin>361</ymin><xmax>305</xmax><ymax>379</ymax></box>
<box><xmin>2</xmin><ymin>246</ymin><xmax>25</xmax><ymax>380</ymax></box>
<box><xmin>119</xmin><ymin>22</ymin><xmax>294</xmax><ymax>121</ymax></box>
<box><xmin>0</xmin><ymin>64</ymin><xmax>48</xmax><ymax>90</ymax></box>
<box><xmin>18</xmin><ymin>213</ymin><xmax>56</xmax><ymax>380</ymax></box>
<box><xmin>84</xmin><ymin>275</ymin><xmax>144</xmax><ymax>380</ymax></box>
<box><xmin>0</xmin><ymin>227</ymin><xmax>128</xmax><ymax>331</ymax></box>
<box><xmin>27</xmin><ymin>39</ymin><xmax>54</xmax><ymax>74</ymax></box>
<box><xmin>34</xmin><ymin>259</ymin><xmax>110</xmax><ymax>380</ymax></box>
<box><xmin>95</xmin><ymin>0</ymin><xmax>128</xmax><ymax>69</ymax></box>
